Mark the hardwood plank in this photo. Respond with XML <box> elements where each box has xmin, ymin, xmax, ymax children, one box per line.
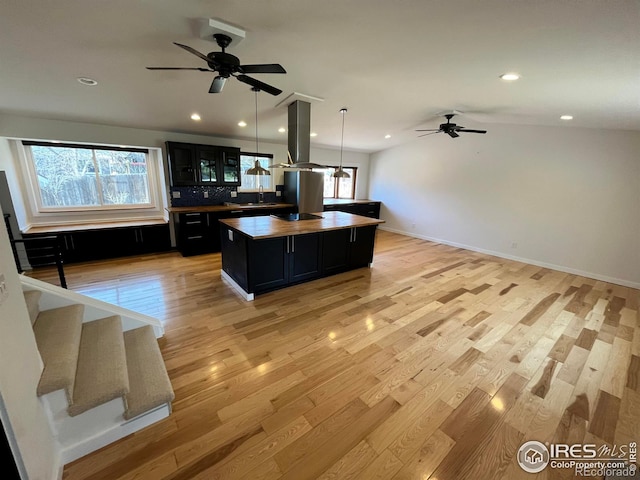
<box><xmin>36</xmin><ymin>230</ymin><xmax>636</xmax><ymax>480</ymax></box>
<box><xmin>588</xmin><ymin>390</ymin><xmax>621</xmax><ymax>444</ymax></box>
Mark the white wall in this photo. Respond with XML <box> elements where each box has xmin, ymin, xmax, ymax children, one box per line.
<box><xmin>369</xmin><ymin>124</ymin><xmax>640</xmax><ymax>288</ymax></box>
<box><xmin>0</xmin><ymin>204</ymin><xmax>61</xmax><ymax>479</ymax></box>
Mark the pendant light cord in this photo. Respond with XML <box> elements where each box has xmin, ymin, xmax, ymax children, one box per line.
<box><xmin>254</xmin><ymin>89</ymin><xmax>259</xmax><ymax>155</ymax></box>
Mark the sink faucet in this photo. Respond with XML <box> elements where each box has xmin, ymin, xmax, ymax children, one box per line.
<box><xmin>258</xmin><ymin>185</ymin><xmax>264</xmax><ymax>204</ymax></box>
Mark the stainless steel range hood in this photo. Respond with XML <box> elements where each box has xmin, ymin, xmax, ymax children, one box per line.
<box><xmin>287</xmin><ymin>100</ymin><xmax>325</xmax><ymax>169</ymax></box>
<box><xmin>284</xmin><ymin>100</ymin><xmax>324</xmax><ymax>213</ymax></box>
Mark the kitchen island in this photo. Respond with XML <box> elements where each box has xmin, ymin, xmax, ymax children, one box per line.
<box><xmin>219</xmin><ymin>211</ymin><xmax>384</xmax><ymax>300</ymax></box>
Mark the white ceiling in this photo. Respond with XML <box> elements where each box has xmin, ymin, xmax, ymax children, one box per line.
<box><xmin>1</xmin><ymin>0</ymin><xmax>639</xmax><ymax>153</ymax></box>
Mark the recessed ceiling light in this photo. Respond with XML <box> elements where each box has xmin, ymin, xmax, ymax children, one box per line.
<box><xmin>384</xmin><ymin>134</ymin><xmax>391</xmax><ymax>139</ymax></box>
<box><xmin>499</xmin><ymin>73</ymin><xmax>520</xmax><ymax>81</ymax></box>
<box><xmin>238</xmin><ymin>121</ymin><xmax>247</xmax><ymax>127</ymax></box>
<box><xmin>310</xmin><ymin>132</ymin><xmax>318</xmax><ymax>137</ymax></box>
<box><xmin>77</xmin><ymin>77</ymin><xmax>98</xmax><ymax>86</ymax></box>
<box><xmin>278</xmin><ymin>127</ymin><xmax>286</xmax><ymax>133</ymax></box>
<box><xmin>560</xmin><ymin>115</ymin><xmax>573</xmax><ymax>120</ymax></box>
<box><xmin>190</xmin><ymin>113</ymin><xmax>201</xmax><ymax>121</ymax></box>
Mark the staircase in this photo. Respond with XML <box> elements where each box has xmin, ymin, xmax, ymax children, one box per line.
<box><xmin>23</xmin><ymin>284</ymin><xmax>174</xmax><ymax>464</ymax></box>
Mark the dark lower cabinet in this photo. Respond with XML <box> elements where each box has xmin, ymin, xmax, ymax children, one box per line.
<box><xmin>24</xmin><ymin>224</ymin><xmax>171</xmax><ymax>264</ymax></box>
<box><xmin>221</xmin><ymin>224</ymin><xmax>377</xmax><ymax>297</ymax></box>
<box><xmin>322</xmin><ymin>225</ymin><xmax>377</xmax><ymax>274</ymax></box>
<box><xmin>323</xmin><ymin>202</ymin><xmax>381</xmax><ymax>219</ymax></box>
<box><xmin>176</xmin><ymin>207</ymin><xmax>295</xmax><ymax>257</ymax></box>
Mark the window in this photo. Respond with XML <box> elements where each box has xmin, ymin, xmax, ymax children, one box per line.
<box><xmin>317</xmin><ymin>166</ymin><xmax>357</xmax><ymax>199</ymax></box>
<box><xmin>24</xmin><ymin>142</ymin><xmax>151</xmax><ymax>210</ymax></box>
<box><xmin>239</xmin><ymin>153</ymin><xmax>273</xmax><ymax>191</ymax></box>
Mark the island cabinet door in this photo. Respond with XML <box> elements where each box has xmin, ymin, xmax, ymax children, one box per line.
<box><xmin>248</xmin><ymin>236</ymin><xmax>289</xmax><ymax>293</ymax></box>
<box><xmin>321</xmin><ymin>228</ymin><xmax>351</xmax><ymax>275</ymax></box>
<box><xmin>288</xmin><ymin>233</ymin><xmax>322</xmax><ymax>283</ymax></box>
<box><xmin>349</xmin><ymin>225</ymin><xmax>377</xmax><ymax>268</ymax></box>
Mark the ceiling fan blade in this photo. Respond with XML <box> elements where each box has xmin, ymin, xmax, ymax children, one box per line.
<box><xmin>448</xmin><ymin>131</ymin><xmax>460</xmax><ymax>138</ymax></box>
<box><xmin>457</xmin><ymin>129</ymin><xmax>487</xmax><ymax>134</ymax></box>
<box><xmin>146</xmin><ymin>67</ymin><xmax>212</xmax><ymax>71</ymax></box>
<box><xmin>209</xmin><ymin>76</ymin><xmax>227</xmax><ymax>93</ymax></box>
<box><xmin>173</xmin><ymin>42</ymin><xmax>211</xmax><ymax>63</ymax></box>
<box><xmin>240</xmin><ymin>64</ymin><xmax>287</xmax><ymax>74</ymax></box>
<box><xmin>236</xmin><ymin>75</ymin><xmax>282</xmax><ymax>96</ymax></box>
<box><xmin>415</xmin><ymin>129</ymin><xmax>440</xmax><ymax>132</ymax></box>
<box><xmin>418</xmin><ymin>131</ymin><xmax>441</xmax><ymax>138</ymax></box>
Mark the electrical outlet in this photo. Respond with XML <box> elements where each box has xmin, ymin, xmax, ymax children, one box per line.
<box><xmin>411</xmin><ymin>223</ymin><xmax>416</xmax><ymax>229</ymax></box>
<box><xmin>231</xmin><ymin>191</ymin><xmax>238</xmax><ymax>198</ymax></box>
<box><xmin>228</xmin><ymin>230</ymin><xmax>234</xmax><ymax>241</ymax></box>
<box><xmin>511</xmin><ymin>242</ymin><xmax>518</xmax><ymax>249</ymax></box>
<box><xmin>276</xmin><ymin>191</ymin><xmax>282</xmax><ymax>197</ymax></box>
<box><xmin>172</xmin><ymin>191</ymin><xmax>181</xmax><ymax>199</ymax></box>
<box><xmin>204</xmin><ymin>191</ymin><xmax>209</xmax><ymax>198</ymax></box>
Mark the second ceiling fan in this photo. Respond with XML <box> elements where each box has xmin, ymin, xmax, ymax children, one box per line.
<box><xmin>416</xmin><ymin>113</ymin><xmax>487</xmax><ymax>138</ymax></box>
<box><xmin>147</xmin><ymin>33</ymin><xmax>286</xmax><ymax>96</ymax></box>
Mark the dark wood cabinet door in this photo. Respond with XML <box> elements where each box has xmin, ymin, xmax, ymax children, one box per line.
<box><xmin>289</xmin><ymin>233</ymin><xmax>322</xmax><ymax>283</ymax></box>
<box><xmin>349</xmin><ymin>225</ymin><xmax>377</xmax><ymax>268</ymax></box>
<box><xmin>137</xmin><ymin>224</ymin><xmax>171</xmax><ymax>253</ymax></box>
<box><xmin>322</xmin><ymin>228</ymin><xmax>351</xmax><ymax>275</ymax></box>
<box><xmin>249</xmin><ymin>236</ymin><xmax>288</xmax><ymax>293</ymax></box>
<box><xmin>197</xmin><ymin>146</ymin><xmax>219</xmax><ymax>184</ymax></box>
<box><xmin>219</xmin><ymin>147</ymin><xmax>241</xmax><ymax>186</ymax></box>
<box><xmin>167</xmin><ymin>142</ymin><xmax>197</xmax><ymax>186</ymax></box>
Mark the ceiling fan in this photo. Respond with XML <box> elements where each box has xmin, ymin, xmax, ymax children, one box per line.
<box><xmin>416</xmin><ymin>113</ymin><xmax>487</xmax><ymax>138</ymax></box>
<box><xmin>147</xmin><ymin>33</ymin><xmax>286</xmax><ymax>96</ymax></box>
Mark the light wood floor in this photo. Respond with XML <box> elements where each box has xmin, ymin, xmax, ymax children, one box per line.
<box><xmin>29</xmin><ymin>230</ymin><xmax>639</xmax><ymax>480</ymax></box>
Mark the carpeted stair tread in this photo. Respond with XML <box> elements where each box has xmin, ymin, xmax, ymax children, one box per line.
<box><xmin>33</xmin><ymin>304</ymin><xmax>84</xmax><ymax>398</ymax></box>
<box><xmin>23</xmin><ymin>290</ymin><xmax>41</xmax><ymax>325</ymax></box>
<box><xmin>68</xmin><ymin>315</ymin><xmax>129</xmax><ymax>417</ymax></box>
<box><xmin>123</xmin><ymin>326</ymin><xmax>174</xmax><ymax>420</ymax></box>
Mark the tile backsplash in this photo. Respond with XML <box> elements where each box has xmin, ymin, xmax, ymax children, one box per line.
<box><xmin>170</xmin><ymin>186</ymin><xmax>281</xmax><ymax>207</ymax></box>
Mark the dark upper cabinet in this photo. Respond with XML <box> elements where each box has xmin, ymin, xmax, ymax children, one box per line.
<box><xmin>167</xmin><ymin>143</ymin><xmax>197</xmax><ymax>186</ymax></box>
<box><xmin>166</xmin><ymin>142</ymin><xmax>241</xmax><ymax>187</ymax></box>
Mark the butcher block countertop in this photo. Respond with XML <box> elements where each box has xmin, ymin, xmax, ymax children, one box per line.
<box><xmin>219</xmin><ymin>211</ymin><xmax>384</xmax><ymax>240</ymax></box>
<box><xmin>167</xmin><ymin>203</ymin><xmax>294</xmax><ymax>214</ymax></box>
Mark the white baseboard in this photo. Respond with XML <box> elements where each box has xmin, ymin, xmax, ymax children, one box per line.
<box><xmin>221</xmin><ymin>270</ymin><xmax>254</xmax><ymax>301</ymax></box>
<box><xmin>379</xmin><ymin>226</ymin><xmax>640</xmax><ymax>289</ymax></box>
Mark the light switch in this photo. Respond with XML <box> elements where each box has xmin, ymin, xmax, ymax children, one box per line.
<box><xmin>172</xmin><ymin>191</ymin><xmax>181</xmax><ymax>199</ymax></box>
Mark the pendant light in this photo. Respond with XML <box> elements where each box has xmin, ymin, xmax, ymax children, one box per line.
<box><xmin>245</xmin><ymin>87</ymin><xmax>270</xmax><ymax>176</ymax></box>
<box><xmin>333</xmin><ymin>108</ymin><xmax>350</xmax><ymax>178</ymax></box>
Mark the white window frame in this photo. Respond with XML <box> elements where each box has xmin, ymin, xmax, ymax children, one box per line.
<box><xmin>238</xmin><ymin>152</ymin><xmax>274</xmax><ymax>192</ymax></box>
<box><xmin>22</xmin><ymin>141</ymin><xmax>158</xmax><ymax>213</ymax></box>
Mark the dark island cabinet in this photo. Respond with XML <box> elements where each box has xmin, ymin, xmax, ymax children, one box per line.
<box><xmin>224</xmin><ymin>231</ymin><xmax>322</xmax><ymax>295</ymax></box>
<box><xmin>220</xmin><ymin>224</ymin><xmax>377</xmax><ymax>297</ymax></box>
<box><xmin>166</xmin><ymin>142</ymin><xmax>241</xmax><ymax>187</ymax></box>
<box><xmin>321</xmin><ymin>225</ymin><xmax>377</xmax><ymax>274</ymax></box>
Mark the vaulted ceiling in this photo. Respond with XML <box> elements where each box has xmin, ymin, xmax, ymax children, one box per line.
<box><xmin>1</xmin><ymin>0</ymin><xmax>638</xmax><ymax>152</ymax></box>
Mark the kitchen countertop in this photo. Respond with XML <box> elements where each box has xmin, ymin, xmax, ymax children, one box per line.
<box><xmin>323</xmin><ymin>199</ymin><xmax>380</xmax><ymax>205</ymax></box>
<box><xmin>167</xmin><ymin>203</ymin><xmax>294</xmax><ymax>213</ymax></box>
<box><xmin>219</xmin><ymin>211</ymin><xmax>384</xmax><ymax>240</ymax></box>
<box><xmin>23</xmin><ymin>218</ymin><xmax>168</xmax><ymax>234</ymax></box>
